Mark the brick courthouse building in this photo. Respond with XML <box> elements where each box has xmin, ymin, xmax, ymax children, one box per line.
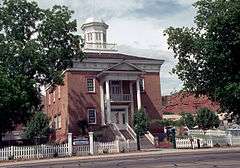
<box><xmin>44</xmin><ymin>18</ymin><xmax>164</xmax><ymax>142</ymax></box>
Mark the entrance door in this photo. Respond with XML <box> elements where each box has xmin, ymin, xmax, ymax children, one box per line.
<box><xmin>111</xmin><ymin>107</ymin><xmax>128</xmax><ymax>129</ymax></box>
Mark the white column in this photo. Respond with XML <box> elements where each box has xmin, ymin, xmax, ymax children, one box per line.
<box><xmin>89</xmin><ymin>132</ymin><xmax>94</xmax><ymax>155</ymax></box>
<box><xmin>136</xmin><ymin>79</ymin><xmax>142</xmax><ymax>110</ymax></box>
<box><xmin>105</xmin><ymin>80</ymin><xmax>111</xmax><ymax>124</ymax></box>
<box><xmin>100</xmin><ymin>82</ymin><xmax>105</xmax><ymax>125</ymax></box>
<box><xmin>129</xmin><ymin>82</ymin><xmax>134</xmax><ymax>123</ymax></box>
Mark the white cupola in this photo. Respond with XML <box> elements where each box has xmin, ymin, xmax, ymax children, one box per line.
<box><xmin>81</xmin><ymin>17</ymin><xmax>108</xmax><ymax>44</ymax></box>
<box><xmin>81</xmin><ymin>17</ymin><xmax>117</xmax><ymax>52</ymax></box>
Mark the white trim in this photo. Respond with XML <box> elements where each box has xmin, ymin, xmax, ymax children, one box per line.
<box><xmin>78</xmin><ymin>58</ymin><xmax>164</xmax><ymax>64</ymax></box>
<box><xmin>87</xmin><ymin>108</ymin><xmax>97</xmax><ymax>124</ymax></box>
<box><xmin>136</xmin><ymin>79</ymin><xmax>142</xmax><ymax>110</ymax></box>
<box><xmin>129</xmin><ymin>82</ymin><xmax>134</xmax><ymax>122</ymax></box>
<box><xmin>105</xmin><ymin>80</ymin><xmax>111</xmax><ymax>124</ymax></box>
<box><xmin>100</xmin><ymin>81</ymin><xmax>105</xmax><ymax>125</ymax></box>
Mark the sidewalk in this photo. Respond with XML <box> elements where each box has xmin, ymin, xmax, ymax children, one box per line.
<box><xmin>1</xmin><ymin>147</ymin><xmax>240</xmax><ymax>167</ymax></box>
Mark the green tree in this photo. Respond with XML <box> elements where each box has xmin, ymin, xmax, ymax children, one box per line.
<box><xmin>195</xmin><ymin>108</ymin><xmax>220</xmax><ymax>130</ymax></box>
<box><xmin>133</xmin><ymin>108</ymin><xmax>150</xmax><ymax>150</ymax></box>
<box><xmin>164</xmin><ymin>0</ymin><xmax>240</xmax><ymax>120</ymax></box>
<box><xmin>156</xmin><ymin>119</ymin><xmax>176</xmax><ymax>127</ymax></box>
<box><xmin>181</xmin><ymin>113</ymin><xmax>196</xmax><ymax>129</ymax></box>
<box><xmin>24</xmin><ymin>112</ymin><xmax>50</xmax><ymax>144</ymax></box>
<box><xmin>0</xmin><ymin>0</ymin><xmax>84</xmax><ymax>143</ymax></box>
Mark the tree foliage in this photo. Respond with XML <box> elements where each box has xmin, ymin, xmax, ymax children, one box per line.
<box><xmin>152</xmin><ymin>118</ymin><xmax>184</xmax><ymax>128</ymax></box>
<box><xmin>133</xmin><ymin>108</ymin><xmax>149</xmax><ymax>150</ymax></box>
<box><xmin>181</xmin><ymin>112</ymin><xmax>196</xmax><ymax>129</ymax></box>
<box><xmin>133</xmin><ymin>108</ymin><xmax>149</xmax><ymax>136</ymax></box>
<box><xmin>164</xmin><ymin>0</ymin><xmax>240</xmax><ymax>119</ymax></box>
<box><xmin>0</xmin><ymin>0</ymin><xmax>83</xmax><ymax>140</ymax></box>
<box><xmin>195</xmin><ymin>108</ymin><xmax>220</xmax><ymax>130</ymax></box>
<box><xmin>24</xmin><ymin>112</ymin><xmax>50</xmax><ymax>142</ymax></box>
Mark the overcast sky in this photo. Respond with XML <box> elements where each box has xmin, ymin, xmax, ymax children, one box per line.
<box><xmin>4</xmin><ymin>0</ymin><xmax>198</xmax><ymax>95</ymax></box>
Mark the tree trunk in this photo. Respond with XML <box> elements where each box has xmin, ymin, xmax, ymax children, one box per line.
<box><xmin>137</xmin><ymin>133</ymin><xmax>141</xmax><ymax>151</ymax></box>
<box><xmin>0</xmin><ymin>132</ymin><xmax>2</xmax><ymax>147</ymax></box>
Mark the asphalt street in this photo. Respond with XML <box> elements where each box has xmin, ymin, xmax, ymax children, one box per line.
<box><xmin>2</xmin><ymin>150</ymin><xmax>240</xmax><ymax>168</ymax></box>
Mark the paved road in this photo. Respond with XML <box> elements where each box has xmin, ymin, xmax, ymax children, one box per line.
<box><xmin>2</xmin><ymin>151</ymin><xmax>240</xmax><ymax>168</ymax></box>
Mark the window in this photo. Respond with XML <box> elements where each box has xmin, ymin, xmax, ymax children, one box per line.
<box><xmin>54</xmin><ymin>115</ymin><xmax>61</xmax><ymax>129</ymax></box>
<box><xmin>110</xmin><ymin>81</ymin><xmax>121</xmax><ymax>94</ymax></box>
<box><xmin>58</xmin><ymin>86</ymin><xmax>61</xmax><ymax>99</ymax></box>
<box><xmin>48</xmin><ymin>93</ymin><xmax>51</xmax><ymax>105</ymax></box>
<box><xmin>139</xmin><ymin>79</ymin><xmax>144</xmax><ymax>92</ymax></box>
<box><xmin>88</xmin><ymin>108</ymin><xmax>96</xmax><ymax>124</ymax></box>
<box><xmin>87</xmin><ymin>78</ymin><xmax>95</xmax><ymax>92</ymax></box>
<box><xmin>53</xmin><ymin>90</ymin><xmax>56</xmax><ymax>103</ymax></box>
<box><xmin>58</xmin><ymin>115</ymin><xmax>61</xmax><ymax>129</ymax></box>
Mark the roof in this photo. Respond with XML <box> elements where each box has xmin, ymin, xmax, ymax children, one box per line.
<box><xmin>84</xmin><ymin>17</ymin><xmax>105</xmax><ymax>24</ymax></box>
<box><xmin>85</xmin><ymin>52</ymin><xmax>164</xmax><ymax>62</ymax></box>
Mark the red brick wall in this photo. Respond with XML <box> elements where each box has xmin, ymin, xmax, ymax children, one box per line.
<box><xmin>67</xmin><ymin>71</ymin><xmax>102</xmax><ymax>137</ymax></box>
<box><xmin>162</xmin><ymin>93</ymin><xmax>220</xmax><ymax>115</ymax></box>
<box><xmin>141</xmin><ymin>73</ymin><xmax>162</xmax><ymax>120</ymax></box>
<box><xmin>45</xmin><ymin>73</ymin><xmax>69</xmax><ymax>143</ymax></box>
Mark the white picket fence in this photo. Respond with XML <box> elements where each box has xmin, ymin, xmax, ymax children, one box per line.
<box><xmin>188</xmin><ymin>129</ymin><xmax>227</xmax><ymax>136</ymax></box>
<box><xmin>0</xmin><ymin>144</ymin><xmax>69</xmax><ymax>160</ymax></box>
<box><xmin>176</xmin><ymin>138</ymin><xmax>213</xmax><ymax>149</ymax></box>
<box><xmin>0</xmin><ymin>139</ymin><xmax>137</xmax><ymax>160</ymax></box>
<box><xmin>95</xmin><ymin>141</ymin><xmax>119</xmax><ymax>154</ymax></box>
<box><xmin>232</xmin><ymin>136</ymin><xmax>240</xmax><ymax>146</ymax></box>
<box><xmin>119</xmin><ymin>140</ymin><xmax>137</xmax><ymax>152</ymax></box>
<box><xmin>72</xmin><ymin>145</ymin><xmax>90</xmax><ymax>156</ymax></box>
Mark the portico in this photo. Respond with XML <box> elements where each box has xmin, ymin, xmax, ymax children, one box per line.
<box><xmin>98</xmin><ymin>62</ymin><xmax>144</xmax><ymax>126</ymax></box>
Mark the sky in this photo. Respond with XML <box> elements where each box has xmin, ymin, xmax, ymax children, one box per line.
<box><xmin>2</xmin><ymin>0</ymin><xmax>197</xmax><ymax>95</ymax></box>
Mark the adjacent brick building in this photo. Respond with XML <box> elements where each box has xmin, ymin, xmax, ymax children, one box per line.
<box><xmin>44</xmin><ymin>18</ymin><xmax>164</xmax><ymax>142</ymax></box>
<box><xmin>162</xmin><ymin>92</ymin><xmax>220</xmax><ymax>120</ymax></box>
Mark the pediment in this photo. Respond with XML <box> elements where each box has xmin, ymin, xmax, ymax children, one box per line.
<box><xmin>107</xmin><ymin>61</ymin><xmax>144</xmax><ymax>72</ymax></box>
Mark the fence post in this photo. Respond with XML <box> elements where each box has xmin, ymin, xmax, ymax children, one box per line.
<box><xmin>89</xmin><ymin>132</ymin><xmax>94</xmax><ymax>155</ymax></box>
<box><xmin>115</xmin><ymin>139</ymin><xmax>120</xmax><ymax>153</ymax></box>
<box><xmin>68</xmin><ymin>133</ymin><xmax>73</xmax><ymax>156</ymax></box>
<box><xmin>10</xmin><ymin>146</ymin><xmax>14</xmax><ymax>159</ymax></box>
<box><xmin>227</xmin><ymin>133</ymin><xmax>233</xmax><ymax>146</ymax></box>
<box><xmin>210</xmin><ymin>139</ymin><xmax>213</xmax><ymax>148</ymax></box>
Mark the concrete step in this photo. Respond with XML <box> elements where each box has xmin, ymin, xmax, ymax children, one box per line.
<box><xmin>140</xmin><ymin>135</ymin><xmax>155</xmax><ymax>149</ymax></box>
<box><xmin>120</xmin><ymin>130</ymin><xmax>135</xmax><ymax>140</ymax></box>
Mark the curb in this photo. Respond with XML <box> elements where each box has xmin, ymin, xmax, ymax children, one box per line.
<box><xmin>1</xmin><ymin>147</ymin><xmax>240</xmax><ymax>167</ymax></box>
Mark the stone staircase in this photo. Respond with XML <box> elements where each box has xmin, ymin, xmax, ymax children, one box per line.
<box><xmin>140</xmin><ymin>135</ymin><xmax>155</xmax><ymax>149</ymax></box>
<box><xmin>120</xmin><ymin>130</ymin><xmax>135</xmax><ymax>140</ymax></box>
